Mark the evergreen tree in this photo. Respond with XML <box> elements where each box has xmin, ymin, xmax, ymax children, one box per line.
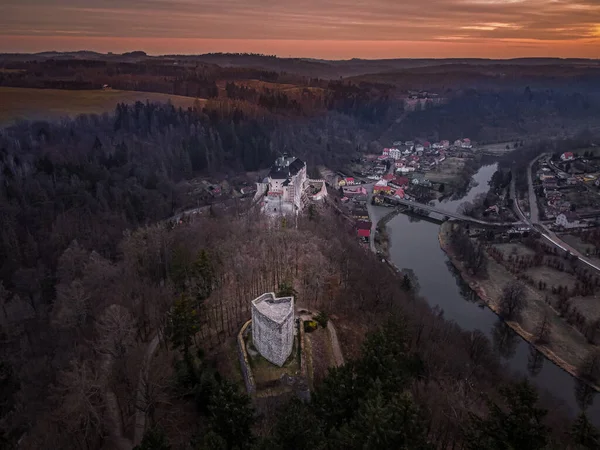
<box><xmin>465</xmin><ymin>380</ymin><xmax>548</xmax><ymax>450</ymax></box>
<box><xmin>207</xmin><ymin>380</ymin><xmax>255</xmax><ymax>449</ymax></box>
<box><xmin>134</xmin><ymin>426</ymin><xmax>171</xmax><ymax>450</ymax></box>
<box><xmin>272</xmin><ymin>398</ymin><xmax>325</xmax><ymax>450</ymax></box>
<box><xmin>335</xmin><ymin>383</ymin><xmax>432</xmax><ymax>450</ymax></box>
<box><xmin>167</xmin><ymin>295</ymin><xmax>199</xmax><ymax>354</ymax></box>
<box><xmin>570</xmin><ymin>412</ymin><xmax>600</xmax><ymax>449</ymax></box>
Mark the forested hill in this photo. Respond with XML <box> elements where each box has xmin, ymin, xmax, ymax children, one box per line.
<box><xmin>0</xmin><ymin>97</ymin><xmax>396</xmax><ymax>300</ymax></box>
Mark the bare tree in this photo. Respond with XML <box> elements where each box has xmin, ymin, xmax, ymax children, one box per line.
<box><xmin>95</xmin><ymin>304</ymin><xmax>136</xmax><ymax>359</ymax></box>
<box><xmin>499</xmin><ymin>282</ymin><xmax>526</xmax><ymax>319</ymax></box>
<box><xmin>534</xmin><ymin>311</ymin><xmax>552</xmax><ymax>345</ymax></box>
<box><xmin>579</xmin><ymin>350</ymin><xmax>600</xmax><ymax>386</ymax></box>
<box><xmin>51</xmin><ymin>280</ymin><xmax>91</xmax><ymax>330</ymax></box>
<box><xmin>52</xmin><ymin>359</ymin><xmax>106</xmax><ymax>449</ymax></box>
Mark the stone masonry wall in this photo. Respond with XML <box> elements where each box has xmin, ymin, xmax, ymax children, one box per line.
<box><xmin>252</xmin><ymin>299</ymin><xmax>294</xmax><ymax>367</ymax></box>
<box><xmin>237</xmin><ymin>320</ymin><xmax>256</xmax><ymax>395</ymax></box>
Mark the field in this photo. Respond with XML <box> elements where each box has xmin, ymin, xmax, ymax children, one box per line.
<box><xmin>476</xmin><ymin>142</ymin><xmax>521</xmax><ymax>154</ymax></box>
<box><xmin>493</xmin><ymin>242</ymin><xmax>535</xmax><ymax>258</ymax></box>
<box><xmin>0</xmin><ymin>86</ymin><xmax>201</xmax><ymax>124</ymax></box>
<box><xmin>426</xmin><ymin>157</ymin><xmax>466</xmax><ymax>183</ymax></box>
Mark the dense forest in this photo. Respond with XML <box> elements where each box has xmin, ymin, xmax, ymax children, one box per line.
<box><xmin>385</xmin><ymin>88</ymin><xmax>600</xmax><ymax>144</ymax></box>
<box><xmin>2</xmin><ymin>54</ymin><xmax>600</xmax><ymax>448</ymax></box>
<box><xmin>2</xmin><ymin>198</ymin><xmax>598</xmax><ymax>449</ymax></box>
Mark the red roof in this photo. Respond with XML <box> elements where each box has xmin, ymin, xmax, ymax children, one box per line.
<box><xmin>563</xmin><ymin>152</ymin><xmax>574</xmax><ymax>158</ymax></box>
<box><xmin>357</xmin><ymin>229</ymin><xmax>370</xmax><ymax>238</ymax></box>
<box><xmin>346</xmin><ymin>177</ymin><xmax>355</xmax><ymax>182</ymax></box>
<box><xmin>356</xmin><ymin>221</ymin><xmax>372</xmax><ymax>230</ymax></box>
<box><xmin>393</xmin><ymin>176</ymin><xmax>409</xmax><ymax>186</ymax></box>
<box><xmin>383</xmin><ymin>174</ymin><xmax>394</xmax><ymax>181</ymax></box>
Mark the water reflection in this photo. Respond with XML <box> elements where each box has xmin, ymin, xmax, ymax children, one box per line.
<box><xmin>385</xmin><ymin>162</ymin><xmax>600</xmax><ymax>423</ymax></box>
<box><xmin>527</xmin><ymin>347</ymin><xmax>545</xmax><ymax>377</ymax></box>
<box><xmin>492</xmin><ymin>320</ymin><xmax>519</xmax><ymax>359</ymax></box>
<box><xmin>576</xmin><ymin>379</ymin><xmax>597</xmax><ymax>412</ymax></box>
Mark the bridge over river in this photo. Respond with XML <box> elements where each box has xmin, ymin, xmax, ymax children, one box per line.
<box><xmin>382</xmin><ymin>196</ymin><xmax>524</xmax><ymax>227</ymax></box>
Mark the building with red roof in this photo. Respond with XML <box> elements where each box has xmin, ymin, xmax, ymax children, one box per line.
<box><xmin>356</xmin><ymin>221</ymin><xmax>372</xmax><ymax>238</ymax></box>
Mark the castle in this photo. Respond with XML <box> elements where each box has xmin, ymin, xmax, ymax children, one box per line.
<box><xmin>256</xmin><ymin>155</ymin><xmax>309</xmax><ymax>216</ymax></box>
<box><xmin>251</xmin><ymin>293</ymin><xmax>295</xmax><ymax>367</ymax></box>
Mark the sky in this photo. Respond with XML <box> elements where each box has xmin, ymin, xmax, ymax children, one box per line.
<box><xmin>1</xmin><ymin>0</ymin><xmax>600</xmax><ymax>59</ymax></box>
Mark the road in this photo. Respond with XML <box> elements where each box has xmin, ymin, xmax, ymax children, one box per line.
<box><xmin>526</xmin><ymin>153</ymin><xmax>546</xmax><ymax>223</ymax></box>
<box><xmin>512</xmin><ymin>160</ymin><xmax>600</xmax><ymax>273</ymax></box>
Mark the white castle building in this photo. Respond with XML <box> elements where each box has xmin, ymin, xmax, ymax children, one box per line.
<box><xmin>251</xmin><ymin>293</ymin><xmax>295</xmax><ymax>367</ymax></box>
<box><xmin>256</xmin><ymin>155</ymin><xmax>309</xmax><ymax>216</ymax></box>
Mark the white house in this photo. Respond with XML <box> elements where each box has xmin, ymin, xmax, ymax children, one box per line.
<box><xmin>561</xmin><ymin>152</ymin><xmax>574</xmax><ymax>161</ymax></box>
<box><xmin>415</xmin><ymin>144</ymin><xmax>424</xmax><ymax>153</ymax></box>
<box><xmin>555</xmin><ymin>212</ymin><xmax>580</xmax><ymax>229</ymax></box>
<box><xmin>389</xmin><ymin>148</ymin><xmax>402</xmax><ymax>160</ymax></box>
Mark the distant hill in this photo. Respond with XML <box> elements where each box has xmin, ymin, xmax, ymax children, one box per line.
<box><xmin>0</xmin><ymin>51</ymin><xmax>598</xmax><ymax>78</ymax></box>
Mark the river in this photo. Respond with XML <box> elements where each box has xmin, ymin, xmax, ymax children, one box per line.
<box><xmin>371</xmin><ymin>163</ymin><xmax>600</xmax><ymax>422</ymax></box>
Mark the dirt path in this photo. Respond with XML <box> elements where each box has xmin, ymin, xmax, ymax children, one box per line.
<box><xmin>133</xmin><ymin>334</ymin><xmax>161</xmax><ymax>447</ymax></box>
<box><xmin>100</xmin><ymin>354</ymin><xmax>133</xmax><ymax>450</ymax></box>
<box><xmin>327</xmin><ymin>321</ymin><xmax>344</xmax><ymax>367</ymax></box>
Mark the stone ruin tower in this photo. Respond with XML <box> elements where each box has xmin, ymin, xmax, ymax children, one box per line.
<box><xmin>251</xmin><ymin>293</ymin><xmax>295</xmax><ymax>367</ymax></box>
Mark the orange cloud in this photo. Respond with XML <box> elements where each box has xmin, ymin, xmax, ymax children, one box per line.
<box><xmin>1</xmin><ymin>0</ymin><xmax>600</xmax><ymax>58</ymax></box>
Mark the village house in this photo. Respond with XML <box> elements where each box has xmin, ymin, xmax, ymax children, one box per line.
<box><xmin>411</xmin><ymin>174</ymin><xmax>432</xmax><ymax>187</ymax></box>
<box><xmin>389</xmin><ymin>176</ymin><xmax>410</xmax><ymax>189</ymax></box>
<box><xmin>555</xmin><ymin>212</ymin><xmax>580</xmax><ymax>229</ymax></box>
<box><xmin>343</xmin><ymin>185</ymin><xmax>367</xmax><ymax>197</ymax></box>
<box><xmin>338</xmin><ymin>177</ymin><xmax>356</xmax><ymax>187</ymax></box>
<box><xmin>373</xmin><ymin>184</ymin><xmax>394</xmax><ymax>195</ymax></box>
<box><xmin>440</xmin><ymin>140</ymin><xmax>450</xmax><ymax>148</ymax></box>
<box><xmin>405</xmin><ymin>140</ymin><xmax>415</xmax><ymax>149</ymax></box>
<box><xmin>454</xmin><ymin>139</ymin><xmax>462</xmax><ymax>147</ymax></box>
<box><xmin>461</xmin><ymin>138</ymin><xmax>472</xmax><ymax>149</ymax></box>
<box><xmin>351</xmin><ymin>207</ymin><xmax>369</xmax><ymax>221</ymax></box>
<box><xmin>415</xmin><ymin>143</ymin><xmax>425</xmax><ymax>153</ymax></box>
<box><xmin>356</xmin><ymin>221</ymin><xmax>372</xmax><ymax>239</ymax></box>
<box><xmin>389</xmin><ymin>148</ymin><xmax>402</xmax><ymax>160</ymax></box>
<box><xmin>561</xmin><ymin>152</ymin><xmax>575</xmax><ymax>161</ymax></box>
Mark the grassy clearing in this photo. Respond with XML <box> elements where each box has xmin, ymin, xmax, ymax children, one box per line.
<box><xmin>559</xmin><ymin>234</ymin><xmax>600</xmax><ymax>263</ymax></box>
<box><xmin>525</xmin><ymin>266</ymin><xmax>577</xmax><ymax>291</ymax></box>
<box><xmin>0</xmin><ymin>86</ymin><xmax>201</xmax><ymax>124</ymax></box>
<box><xmin>304</xmin><ymin>327</ymin><xmax>335</xmax><ymax>385</ymax></box>
<box><xmin>476</xmin><ymin>142</ymin><xmax>520</xmax><ymax>154</ymax></box>
<box><xmin>426</xmin><ymin>157</ymin><xmax>466</xmax><ymax>183</ymax></box>
<box><xmin>440</xmin><ymin>222</ymin><xmax>594</xmax><ymax>380</ymax></box>
<box><xmin>493</xmin><ymin>243</ymin><xmax>535</xmax><ymax>258</ymax></box>
<box><xmin>247</xmin><ymin>334</ymin><xmax>300</xmax><ymax>387</ymax></box>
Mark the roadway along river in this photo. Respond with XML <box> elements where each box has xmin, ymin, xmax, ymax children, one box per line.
<box><xmin>371</xmin><ymin>163</ymin><xmax>600</xmax><ymax>423</ymax></box>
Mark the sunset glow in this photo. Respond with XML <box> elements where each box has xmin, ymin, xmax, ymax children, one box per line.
<box><xmin>2</xmin><ymin>0</ymin><xmax>600</xmax><ymax>58</ymax></box>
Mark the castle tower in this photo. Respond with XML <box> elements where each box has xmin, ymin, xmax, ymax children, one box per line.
<box><xmin>251</xmin><ymin>293</ymin><xmax>295</xmax><ymax>367</ymax></box>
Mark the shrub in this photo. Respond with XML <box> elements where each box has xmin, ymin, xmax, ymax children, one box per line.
<box><xmin>315</xmin><ymin>311</ymin><xmax>329</xmax><ymax>328</ymax></box>
<box><xmin>304</xmin><ymin>320</ymin><xmax>318</xmax><ymax>333</ymax></box>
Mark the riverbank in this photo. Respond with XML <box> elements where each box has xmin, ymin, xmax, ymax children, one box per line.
<box><xmin>438</xmin><ymin>221</ymin><xmax>600</xmax><ymax>392</ymax></box>
<box><xmin>374</xmin><ymin>207</ymin><xmax>406</xmax><ymax>257</ymax></box>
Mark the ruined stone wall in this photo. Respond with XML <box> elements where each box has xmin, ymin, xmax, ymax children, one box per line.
<box><xmin>237</xmin><ymin>320</ymin><xmax>256</xmax><ymax>395</ymax></box>
<box><xmin>252</xmin><ymin>302</ymin><xmax>294</xmax><ymax>367</ymax></box>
